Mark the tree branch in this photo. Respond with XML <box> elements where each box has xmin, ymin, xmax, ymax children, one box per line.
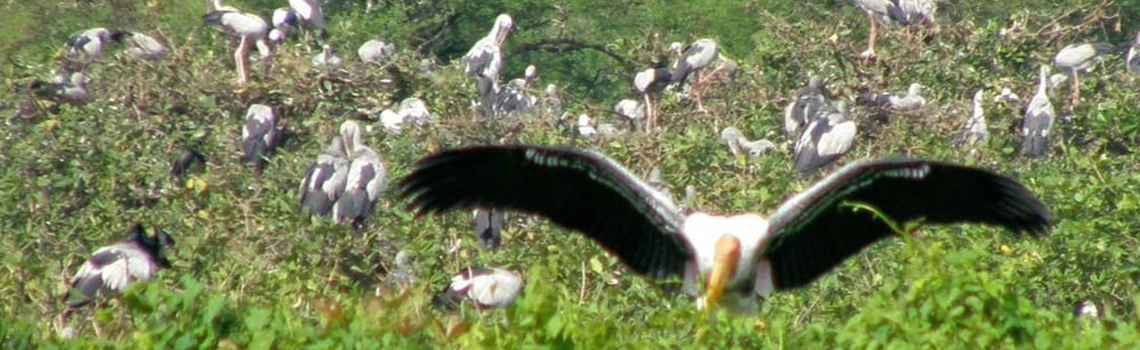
<box><xmin>507</xmin><ymin>38</ymin><xmax>637</xmax><ymax>70</ymax></box>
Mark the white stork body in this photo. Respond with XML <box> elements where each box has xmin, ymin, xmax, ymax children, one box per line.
<box><xmin>1022</xmin><ymin>65</ymin><xmax>1055</xmax><ymax>158</ymax></box>
<box><xmin>876</xmin><ymin>83</ymin><xmax>927</xmax><ymax>113</ymax></box>
<box><xmin>109</xmin><ymin>31</ymin><xmax>167</xmax><ymax>62</ymax></box>
<box><xmin>32</xmin><ymin>72</ymin><xmax>89</xmax><ymax>105</ymax></box>
<box><xmin>1053</xmin><ymin>43</ymin><xmax>1114</xmax><ymax>106</ymax></box>
<box><xmin>270</xmin><ymin>7</ymin><xmax>299</xmax><ymax>44</ymax></box>
<box><xmin>63</xmin><ymin>225</ymin><xmax>173</xmax><ymax>324</ymax></box>
<box><xmin>721</xmin><ymin>127</ymin><xmax>776</xmax><ymax>158</ymax></box>
<box><xmin>358</xmin><ymin>39</ymin><xmax>396</xmax><ymax>64</ymax></box>
<box><xmin>398</xmin><ymin>98</ymin><xmax>431</xmax><ymax>125</ymax></box>
<box><xmin>401</xmin><ymin>145</ymin><xmax>1051</xmax><ymax>313</ymax></box>
<box><xmin>241</xmin><ymin>104</ymin><xmax>281</xmax><ymax>172</ymax></box>
<box><xmin>204</xmin><ymin>10</ymin><xmax>271</xmax><ymax>85</ymax></box>
<box><xmin>848</xmin><ymin>0</ymin><xmax>936</xmax><ymax>60</ymax></box>
<box><xmin>434</xmin><ymin>267</ymin><xmax>523</xmax><ymax>310</ymax></box>
<box><xmin>633</xmin><ymin>67</ymin><xmax>671</xmax><ymax>131</ymax></box>
<box><xmin>671</xmin><ymin>39</ymin><xmax>719</xmax><ymax>112</ymax></box>
<box><xmin>464</xmin><ymin>14</ymin><xmax>513</xmax><ymax>82</ymax></box>
<box><xmin>614</xmin><ymin>99</ymin><xmax>645</xmax><ymax>125</ymax></box>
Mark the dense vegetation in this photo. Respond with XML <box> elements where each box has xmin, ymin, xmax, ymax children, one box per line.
<box><xmin>2</xmin><ymin>0</ymin><xmax>1139</xmax><ymax>348</ymax></box>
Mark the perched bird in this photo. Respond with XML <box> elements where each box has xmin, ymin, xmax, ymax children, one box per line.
<box><xmin>110</xmin><ymin>31</ymin><xmax>167</xmax><ymax>62</ymax></box>
<box><xmin>311</xmin><ymin>44</ymin><xmax>344</xmax><ymax>69</ymax></box>
<box><xmin>62</xmin><ymin>225</ymin><xmax>174</xmax><ymax>321</ymax></box>
<box><xmin>721</xmin><ymin>127</ymin><xmax>776</xmax><ymax>158</ymax></box>
<box><xmin>848</xmin><ymin>0</ymin><xmax>937</xmax><ymax>60</ymax></box>
<box><xmin>288</xmin><ymin>0</ymin><xmax>328</xmax><ymax>36</ymax></box>
<box><xmin>1053</xmin><ymin>43</ymin><xmax>1115</xmax><ymax>106</ymax></box>
<box><xmin>957</xmin><ymin>90</ymin><xmax>989</xmax><ymax>152</ymax></box>
<box><xmin>241</xmin><ymin>104</ymin><xmax>282</xmax><ymax>172</ymax></box>
<box><xmin>400</xmin><ymin>145</ymin><xmax>1050</xmax><ymax>313</ymax></box>
<box><xmin>332</xmin><ymin>121</ymin><xmax>387</xmax><ymax>227</ymax></box>
<box><xmin>507</xmin><ymin>64</ymin><xmax>537</xmax><ymax>90</ymax></box>
<box><xmin>204</xmin><ymin>9</ymin><xmax>271</xmax><ymax>85</ymax></box>
<box><xmin>874</xmin><ymin>83</ymin><xmax>927</xmax><ymax>113</ymax></box>
<box><xmin>793</xmin><ymin>102</ymin><xmax>857</xmax><ymax>176</ymax></box>
<box><xmin>1022</xmin><ymin>65</ymin><xmax>1055</xmax><ymax>158</ymax></box>
<box><xmin>379</xmin><ymin>109</ymin><xmax>405</xmax><ymax>132</ymax></box>
<box><xmin>633</xmin><ymin>67</ymin><xmax>671</xmax><ymax>130</ymax></box>
<box><xmin>473</xmin><ymin>208</ymin><xmax>507</xmax><ymax>249</ymax></box>
<box><xmin>432</xmin><ymin>267</ymin><xmax>523</xmax><ymax>311</ymax></box>
<box><xmin>31</xmin><ymin>72</ymin><xmax>89</xmax><ymax>105</ymax></box>
<box><xmin>464</xmin><ymin>14</ymin><xmax>514</xmax><ymax>100</ymax></box>
<box><xmin>784</xmin><ymin>75</ymin><xmax>830</xmax><ymax>138</ymax></box>
<box><xmin>64</xmin><ymin>28</ymin><xmax>115</xmax><ymax>64</ymax></box>
<box><xmin>671</xmin><ymin>39</ymin><xmax>719</xmax><ymax>112</ymax></box>
<box><xmin>1127</xmin><ymin>31</ymin><xmax>1140</xmax><ymax>74</ymax></box>
<box><xmin>358</xmin><ymin>39</ymin><xmax>396</xmax><ymax>64</ymax></box>
<box><xmin>299</xmin><ymin>136</ymin><xmax>349</xmax><ymax>217</ymax></box>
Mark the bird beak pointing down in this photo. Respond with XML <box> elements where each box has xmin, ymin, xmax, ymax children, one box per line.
<box><xmin>705</xmin><ymin>235</ymin><xmax>741</xmax><ymax>311</ymax></box>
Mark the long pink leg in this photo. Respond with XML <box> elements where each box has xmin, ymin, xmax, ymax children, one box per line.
<box><xmin>235</xmin><ymin>37</ymin><xmax>250</xmax><ymax>85</ymax></box>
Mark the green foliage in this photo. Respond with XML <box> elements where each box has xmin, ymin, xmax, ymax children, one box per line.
<box><xmin>2</xmin><ymin>0</ymin><xmax>1140</xmax><ymax>349</ymax></box>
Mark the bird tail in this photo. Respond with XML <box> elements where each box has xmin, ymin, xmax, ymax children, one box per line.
<box><xmin>333</xmin><ymin>190</ymin><xmax>369</xmax><ymax>224</ymax></box>
<box><xmin>1021</xmin><ymin>133</ymin><xmax>1048</xmax><ymax>158</ymax></box>
<box><xmin>430</xmin><ymin>286</ymin><xmax>464</xmax><ymax>311</ymax></box>
<box><xmin>301</xmin><ymin>190</ymin><xmax>334</xmax><ymax>217</ymax></box>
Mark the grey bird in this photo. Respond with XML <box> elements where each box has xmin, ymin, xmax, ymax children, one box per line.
<box><xmin>957</xmin><ymin>90</ymin><xmax>989</xmax><ymax>153</ymax></box>
<box><xmin>332</xmin><ymin>121</ymin><xmax>387</xmax><ymax>228</ymax></box>
<box><xmin>1053</xmin><ymin>43</ymin><xmax>1114</xmax><ymax>107</ymax></box>
<box><xmin>311</xmin><ymin>44</ymin><xmax>344</xmax><ymax>69</ymax></box>
<box><xmin>793</xmin><ymin>102</ymin><xmax>857</xmax><ymax>176</ymax></box>
<box><xmin>299</xmin><ymin>136</ymin><xmax>349</xmax><ymax>217</ymax></box>
<box><xmin>722</xmin><ymin>127</ymin><xmax>777</xmax><ymax>158</ymax></box>
<box><xmin>65</xmin><ymin>28</ymin><xmax>115</xmax><ymax>65</ymax></box>
<box><xmin>62</xmin><ymin>225</ymin><xmax>174</xmax><ymax>324</ymax></box>
<box><xmin>111</xmin><ymin>31</ymin><xmax>167</xmax><ymax>62</ymax></box>
<box><xmin>671</xmin><ymin>39</ymin><xmax>719</xmax><ymax>112</ymax></box>
<box><xmin>634</xmin><ymin>67</ymin><xmax>672</xmax><ymax>130</ymax></box>
<box><xmin>269</xmin><ymin>7</ymin><xmax>299</xmax><ymax>45</ymax></box>
<box><xmin>241</xmin><ymin>104</ymin><xmax>282</xmax><ymax>173</ymax></box>
<box><xmin>32</xmin><ymin>72</ymin><xmax>89</xmax><ymax>105</ymax></box>
<box><xmin>1021</xmin><ymin>65</ymin><xmax>1055</xmax><ymax>158</ymax></box>
<box><xmin>873</xmin><ymin>83</ymin><xmax>927</xmax><ymax>113</ymax></box>
<box><xmin>1127</xmin><ymin>31</ymin><xmax>1140</xmax><ymax>74</ymax></box>
<box><xmin>473</xmin><ymin>208</ymin><xmax>507</xmax><ymax>250</ymax></box>
<box><xmin>784</xmin><ymin>75</ymin><xmax>830</xmax><ymax>138</ymax></box>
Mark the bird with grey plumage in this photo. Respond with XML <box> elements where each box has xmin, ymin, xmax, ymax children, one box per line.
<box><xmin>956</xmin><ymin>90</ymin><xmax>989</xmax><ymax>154</ymax></box>
<box><xmin>493</xmin><ymin>67</ymin><xmax>539</xmax><ymax>117</ymax></box>
<box><xmin>670</xmin><ymin>39</ymin><xmax>720</xmax><ymax>113</ymax></box>
<box><xmin>358</xmin><ymin>38</ymin><xmax>396</xmax><ymax>64</ymax></box>
<box><xmin>299</xmin><ymin>136</ymin><xmax>349</xmax><ymax>217</ymax></box>
<box><xmin>1053</xmin><ymin>42</ymin><xmax>1114</xmax><ymax>107</ymax></box>
<box><xmin>633</xmin><ymin>67</ymin><xmax>671</xmax><ymax>131</ymax></box>
<box><xmin>464</xmin><ymin>14</ymin><xmax>514</xmax><ymax>105</ymax></box>
<box><xmin>241</xmin><ymin>104</ymin><xmax>282</xmax><ymax>173</ymax></box>
<box><xmin>432</xmin><ymin>267</ymin><xmax>523</xmax><ymax>312</ymax></box>
<box><xmin>539</xmin><ymin>84</ymin><xmax>564</xmax><ymax>119</ymax></box>
<box><xmin>312</xmin><ymin>44</ymin><xmax>344</xmax><ymax>69</ymax></box>
<box><xmin>59</xmin><ymin>224</ymin><xmax>174</xmax><ymax>338</ymax></box>
<box><xmin>64</xmin><ymin>28</ymin><xmax>116</xmax><ymax>67</ymax></box>
<box><xmin>332</xmin><ymin>121</ymin><xmax>387</xmax><ymax>228</ymax></box>
<box><xmin>31</xmin><ymin>72</ymin><xmax>89</xmax><ymax>106</ymax></box>
<box><xmin>721</xmin><ymin>127</ymin><xmax>777</xmax><ymax>159</ymax></box>
<box><xmin>614</xmin><ymin>98</ymin><xmax>646</xmax><ymax>128</ymax></box>
<box><xmin>111</xmin><ymin>31</ymin><xmax>167</xmax><ymax>62</ymax></box>
<box><xmin>872</xmin><ymin>83</ymin><xmax>928</xmax><ymax>114</ymax></box>
<box><xmin>288</xmin><ymin>0</ymin><xmax>329</xmax><ymax>39</ymax></box>
<box><xmin>1022</xmin><ymin>65</ymin><xmax>1055</xmax><ymax>158</ymax></box>
<box><xmin>793</xmin><ymin>101</ymin><xmax>857</xmax><ymax>177</ymax></box>
<box><xmin>784</xmin><ymin>75</ymin><xmax>830</xmax><ymax>138</ymax></box>
<box><xmin>203</xmin><ymin>7</ymin><xmax>272</xmax><ymax>86</ymax></box>
<box><xmin>473</xmin><ymin>208</ymin><xmax>507</xmax><ymax>250</ymax></box>
<box><xmin>1128</xmin><ymin>31</ymin><xmax>1140</xmax><ymax>74</ymax></box>
<box><xmin>847</xmin><ymin>0</ymin><xmax>936</xmax><ymax>60</ymax></box>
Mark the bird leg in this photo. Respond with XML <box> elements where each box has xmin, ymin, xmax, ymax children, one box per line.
<box><xmin>1071</xmin><ymin>72</ymin><xmax>1080</xmax><ymax>108</ymax></box>
<box><xmin>644</xmin><ymin>94</ymin><xmax>655</xmax><ymax>132</ymax></box>
<box><xmin>859</xmin><ymin>17</ymin><xmax>878</xmax><ymax>60</ymax></box>
<box><xmin>695</xmin><ymin>70</ymin><xmax>707</xmax><ymax>113</ymax></box>
<box><xmin>235</xmin><ymin>37</ymin><xmax>249</xmax><ymax>86</ymax></box>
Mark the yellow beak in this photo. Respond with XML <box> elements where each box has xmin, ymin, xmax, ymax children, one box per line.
<box><xmin>704</xmin><ymin>235</ymin><xmax>741</xmax><ymax>311</ymax></box>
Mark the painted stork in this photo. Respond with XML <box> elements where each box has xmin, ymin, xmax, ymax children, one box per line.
<box><xmin>474</xmin><ymin>208</ymin><xmax>507</xmax><ymax>249</ymax></box>
<box><xmin>299</xmin><ymin>136</ymin><xmax>349</xmax><ymax>217</ymax></box>
<box><xmin>957</xmin><ymin>90</ymin><xmax>989</xmax><ymax>153</ymax></box>
<box><xmin>288</xmin><ymin>0</ymin><xmax>328</xmax><ymax>36</ymax></box>
<box><xmin>399</xmin><ymin>145</ymin><xmax>1050</xmax><ymax>313</ymax></box>
<box><xmin>432</xmin><ymin>267</ymin><xmax>523</xmax><ymax>311</ymax></box>
<box><xmin>1128</xmin><ymin>31</ymin><xmax>1140</xmax><ymax>74</ymax></box>
<box><xmin>61</xmin><ymin>225</ymin><xmax>174</xmax><ymax>323</ymax></box>
<box><xmin>793</xmin><ymin>102</ymin><xmax>857</xmax><ymax>177</ymax></box>
<box><xmin>848</xmin><ymin>0</ymin><xmax>936</xmax><ymax>60</ymax></box>
<box><xmin>874</xmin><ymin>83</ymin><xmax>927</xmax><ymax>113</ymax></box>
<box><xmin>241</xmin><ymin>104</ymin><xmax>282</xmax><ymax>173</ymax></box>
<box><xmin>722</xmin><ymin>127</ymin><xmax>777</xmax><ymax>158</ymax></box>
<box><xmin>269</xmin><ymin>7</ymin><xmax>299</xmax><ymax>45</ymax></box>
<box><xmin>1022</xmin><ymin>65</ymin><xmax>1055</xmax><ymax>158</ymax></box>
<box><xmin>1053</xmin><ymin>42</ymin><xmax>1114</xmax><ymax>106</ymax></box>
<box><xmin>32</xmin><ymin>72</ymin><xmax>89</xmax><ymax>105</ymax></box>
<box><xmin>671</xmin><ymin>39</ymin><xmax>719</xmax><ymax>112</ymax></box>
<box><xmin>634</xmin><ymin>67</ymin><xmax>671</xmax><ymax>131</ymax></box>
<box><xmin>65</xmin><ymin>28</ymin><xmax>115</xmax><ymax>64</ymax></box>
<box><xmin>463</xmin><ymin>14</ymin><xmax>514</xmax><ymax>89</ymax></box>
<box><xmin>784</xmin><ymin>75</ymin><xmax>830</xmax><ymax>138</ymax></box>
<box><xmin>110</xmin><ymin>31</ymin><xmax>167</xmax><ymax>62</ymax></box>
<box><xmin>332</xmin><ymin>121</ymin><xmax>386</xmax><ymax>228</ymax></box>
<box><xmin>204</xmin><ymin>9</ymin><xmax>271</xmax><ymax>85</ymax></box>
<box><xmin>358</xmin><ymin>39</ymin><xmax>396</xmax><ymax>64</ymax></box>
<box><xmin>312</xmin><ymin>44</ymin><xmax>344</xmax><ymax>69</ymax></box>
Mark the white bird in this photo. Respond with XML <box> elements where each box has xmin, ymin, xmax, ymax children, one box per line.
<box><xmin>299</xmin><ymin>136</ymin><xmax>349</xmax><ymax>217</ymax></box>
<box><xmin>332</xmin><ymin>121</ymin><xmax>387</xmax><ymax>228</ymax></box>
<box><xmin>576</xmin><ymin>114</ymin><xmax>597</xmax><ymax>139</ymax></box>
<box><xmin>508</xmin><ymin>64</ymin><xmax>537</xmax><ymax>90</ymax></box>
<box><xmin>269</xmin><ymin>7</ymin><xmax>299</xmax><ymax>45</ymax></box>
<box><xmin>1022</xmin><ymin>65</ymin><xmax>1055</xmax><ymax>158</ymax></box>
<box><xmin>62</xmin><ymin>225</ymin><xmax>173</xmax><ymax>323</ymax></box>
<box><xmin>464</xmin><ymin>14</ymin><xmax>514</xmax><ymax>97</ymax></box>
<box><xmin>358</xmin><ymin>39</ymin><xmax>396</xmax><ymax>64</ymax></box>
<box><xmin>721</xmin><ymin>127</ymin><xmax>776</xmax><ymax>158</ymax></box>
<box><xmin>875</xmin><ymin>83</ymin><xmax>927</xmax><ymax>113</ymax></box>
<box><xmin>784</xmin><ymin>75</ymin><xmax>830</xmax><ymax>138</ymax></box>
<box><xmin>848</xmin><ymin>0</ymin><xmax>937</xmax><ymax>60</ymax></box>
<box><xmin>111</xmin><ymin>31</ymin><xmax>167</xmax><ymax>62</ymax></box>
<box><xmin>241</xmin><ymin>104</ymin><xmax>282</xmax><ymax>172</ymax></box>
<box><xmin>379</xmin><ymin>109</ymin><xmax>405</xmax><ymax>132</ymax></box>
<box><xmin>288</xmin><ymin>0</ymin><xmax>328</xmax><ymax>35</ymax></box>
<box><xmin>793</xmin><ymin>102</ymin><xmax>857</xmax><ymax>176</ymax></box>
<box><xmin>671</xmin><ymin>39</ymin><xmax>719</xmax><ymax>112</ymax></box>
<box><xmin>538</xmin><ymin>84</ymin><xmax>564</xmax><ymax>118</ymax></box>
<box><xmin>397</xmin><ymin>97</ymin><xmax>431</xmax><ymax>125</ymax></box>
<box><xmin>32</xmin><ymin>72</ymin><xmax>89</xmax><ymax>105</ymax></box>
<box><xmin>1127</xmin><ymin>31</ymin><xmax>1140</xmax><ymax>74</ymax></box>
<box><xmin>204</xmin><ymin>10</ymin><xmax>272</xmax><ymax>85</ymax></box>
<box><xmin>312</xmin><ymin>44</ymin><xmax>343</xmax><ymax>69</ymax></box>
<box><xmin>633</xmin><ymin>67</ymin><xmax>671</xmax><ymax>131</ymax></box>
<box><xmin>994</xmin><ymin>88</ymin><xmax>1020</xmax><ymax>103</ymax></box>
<box><xmin>401</xmin><ymin>145</ymin><xmax>1050</xmax><ymax>313</ymax></box>
<box><xmin>1053</xmin><ymin>42</ymin><xmax>1115</xmax><ymax>106</ymax></box>
<box><xmin>433</xmin><ymin>267</ymin><xmax>523</xmax><ymax>311</ymax></box>
<box><xmin>210</xmin><ymin>0</ymin><xmax>239</xmax><ymax>12</ymax></box>
<box><xmin>614</xmin><ymin>99</ymin><xmax>645</xmax><ymax>125</ymax></box>
<box><xmin>957</xmin><ymin>90</ymin><xmax>989</xmax><ymax>152</ymax></box>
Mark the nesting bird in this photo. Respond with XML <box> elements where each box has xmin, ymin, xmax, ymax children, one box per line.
<box><xmin>432</xmin><ymin>267</ymin><xmax>523</xmax><ymax>311</ymax></box>
<box><xmin>874</xmin><ymin>83</ymin><xmax>927</xmax><ymax>113</ymax></box>
<box><xmin>614</xmin><ymin>99</ymin><xmax>645</xmax><ymax>126</ymax></box>
<box><xmin>1022</xmin><ymin>65</ymin><xmax>1055</xmax><ymax>158</ymax></box>
<box><xmin>241</xmin><ymin>104</ymin><xmax>282</xmax><ymax>173</ymax></box>
<box><xmin>332</xmin><ymin>121</ymin><xmax>387</xmax><ymax>228</ymax></box>
<box><xmin>784</xmin><ymin>75</ymin><xmax>830</xmax><ymax>138</ymax></box>
<box><xmin>793</xmin><ymin>102</ymin><xmax>857</xmax><ymax>176</ymax></box>
<box><xmin>312</xmin><ymin>44</ymin><xmax>344</xmax><ymax>69</ymax></box>
<box><xmin>62</xmin><ymin>225</ymin><xmax>174</xmax><ymax>324</ymax></box>
<box><xmin>721</xmin><ymin>127</ymin><xmax>777</xmax><ymax>158</ymax></box>
<box><xmin>64</xmin><ymin>28</ymin><xmax>115</xmax><ymax>65</ymax></box>
<box><xmin>464</xmin><ymin>14</ymin><xmax>514</xmax><ymax>107</ymax></box>
<box><xmin>269</xmin><ymin>7</ymin><xmax>299</xmax><ymax>45</ymax></box>
<box><xmin>358</xmin><ymin>39</ymin><xmax>396</xmax><ymax>64</ymax></box>
<box><xmin>1053</xmin><ymin>43</ymin><xmax>1114</xmax><ymax>106</ymax></box>
<box><xmin>400</xmin><ymin>145</ymin><xmax>1050</xmax><ymax>313</ymax></box>
<box><xmin>299</xmin><ymin>136</ymin><xmax>349</xmax><ymax>217</ymax></box>
<box><xmin>287</xmin><ymin>0</ymin><xmax>329</xmax><ymax>37</ymax></box>
<box><xmin>112</xmin><ymin>31</ymin><xmax>167</xmax><ymax>62</ymax></box>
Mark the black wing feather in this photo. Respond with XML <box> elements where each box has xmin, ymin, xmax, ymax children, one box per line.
<box><xmin>399</xmin><ymin>145</ymin><xmax>692</xmax><ymax>280</ymax></box>
<box><xmin>764</xmin><ymin>158</ymin><xmax>1050</xmax><ymax>290</ymax></box>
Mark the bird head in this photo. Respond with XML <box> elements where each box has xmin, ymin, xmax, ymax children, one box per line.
<box><xmin>703</xmin><ymin>234</ymin><xmax>741</xmax><ymax>311</ymax></box>
<box><xmin>494</xmin><ymin>14</ymin><xmax>514</xmax><ymax>45</ymax></box>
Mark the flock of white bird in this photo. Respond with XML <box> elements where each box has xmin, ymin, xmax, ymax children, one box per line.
<box><xmin>31</xmin><ymin>0</ymin><xmax>1140</xmax><ymax>337</ymax></box>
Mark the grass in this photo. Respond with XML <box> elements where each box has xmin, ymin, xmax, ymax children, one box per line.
<box><xmin>2</xmin><ymin>0</ymin><xmax>1140</xmax><ymax>348</ymax></box>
